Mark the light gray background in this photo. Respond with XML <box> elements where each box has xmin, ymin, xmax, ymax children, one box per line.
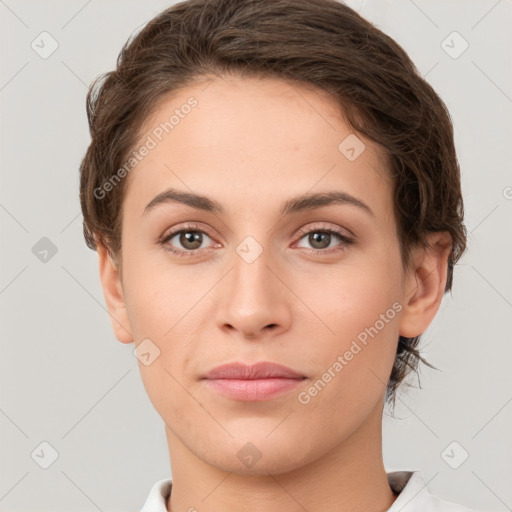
<box><xmin>1</xmin><ymin>0</ymin><xmax>511</xmax><ymax>510</ymax></box>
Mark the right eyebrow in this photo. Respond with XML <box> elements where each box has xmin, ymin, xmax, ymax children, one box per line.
<box><xmin>143</xmin><ymin>188</ymin><xmax>225</xmax><ymax>216</ymax></box>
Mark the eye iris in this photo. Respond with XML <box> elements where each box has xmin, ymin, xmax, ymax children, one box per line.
<box><xmin>309</xmin><ymin>232</ymin><xmax>331</xmax><ymax>249</ymax></box>
<box><xmin>180</xmin><ymin>231</ymin><xmax>202</xmax><ymax>250</ymax></box>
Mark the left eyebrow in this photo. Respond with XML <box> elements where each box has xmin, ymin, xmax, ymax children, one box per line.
<box><xmin>280</xmin><ymin>191</ymin><xmax>374</xmax><ymax>217</ymax></box>
<box><xmin>142</xmin><ymin>188</ymin><xmax>374</xmax><ymax>217</ymax></box>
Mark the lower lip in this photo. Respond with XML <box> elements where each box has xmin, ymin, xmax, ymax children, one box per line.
<box><xmin>203</xmin><ymin>377</ymin><xmax>305</xmax><ymax>401</ymax></box>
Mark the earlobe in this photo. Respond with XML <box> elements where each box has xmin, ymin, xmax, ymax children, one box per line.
<box><xmin>398</xmin><ymin>232</ymin><xmax>452</xmax><ymax>339</ymax></box>
<box><xmin>97</xmin><ymin>243</ymin><xmax>133</xmax><ymax>344</ymax></box>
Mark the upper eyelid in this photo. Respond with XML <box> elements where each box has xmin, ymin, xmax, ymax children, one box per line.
<box><xmin>295</xmin><ymin>222</ymin><xmax>355</xmax><ymax>239</ymax></box>
<box><xmin>162</xmin><ymin>222</ymin><xmax>216</xmax><ymax>240</ymax></box>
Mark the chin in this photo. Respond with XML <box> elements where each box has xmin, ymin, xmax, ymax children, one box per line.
<box><xmin>210</xmin><ymin>446</ymin><xmax>309</xmax><ymax>476</ymax></box>
<box><xmin>193</xmin><ymin>430</ymin><xmax>319</xmax><ymax>477</ymax></box>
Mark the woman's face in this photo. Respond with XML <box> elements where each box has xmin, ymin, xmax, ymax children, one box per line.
<box><xmin>106</xmin><ymin>75</ymin><xmax>415</xmax><ymax>474</ymax></box>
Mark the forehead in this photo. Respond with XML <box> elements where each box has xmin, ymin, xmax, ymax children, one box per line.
<box><xmin>124</xmin><ymin>74</ymin><xmax>392</xmax><ymax>220</ymax></box>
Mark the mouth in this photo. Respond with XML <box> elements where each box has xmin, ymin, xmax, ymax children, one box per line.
<box><xmin>201</xmin><ymin>361</ymin><xmax>307</xmax><ymax>401</ymax></box>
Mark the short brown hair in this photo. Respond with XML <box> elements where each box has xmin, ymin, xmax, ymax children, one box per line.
<box><xmin>79</xmin><ymin>0</ymin><xmax>467</xmax><ymax>404</ymax></box>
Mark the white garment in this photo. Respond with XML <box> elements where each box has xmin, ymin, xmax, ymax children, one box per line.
<box><xmin>140</xmin><ymin>471</ymin><xmax>476</xmax><ymax>512</ymax></box>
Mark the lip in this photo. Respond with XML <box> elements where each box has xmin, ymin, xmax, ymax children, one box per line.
<box><xmin>203</xmin><ymin>361</ymin><xmax>305</xmax><ymax>380</ymax></box>
<box><xmin>202</xmin><ymin>361</ymin><xmax>306</xmax><ymax>401</ymax></box>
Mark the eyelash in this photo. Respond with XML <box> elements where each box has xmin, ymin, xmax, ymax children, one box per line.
<box><xmin>159</xmin><ymin>222</ymin><xmax>354</xmax><ymax>258</ymax></box>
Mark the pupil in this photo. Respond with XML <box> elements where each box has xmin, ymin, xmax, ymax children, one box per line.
<box><xmin>310</xmin><ymin>232</ymin><xmax>330</xmax><ymax>249</ymax></box>
<box><xmin>181</xmin><ymin>231</ymin><xmax>202</xmax><ymax>249</ymax></box>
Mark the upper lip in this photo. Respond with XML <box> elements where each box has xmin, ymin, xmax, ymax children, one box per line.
<box><xmin>202</xmin><ymin>361</ymin><xmax>305</xmax><ymax>380</ymax></box>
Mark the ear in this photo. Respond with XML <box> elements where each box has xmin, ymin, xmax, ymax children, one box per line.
<box><xmin>398</xmin><ymin>232</ymin><xmax>452</xmax><ymax>338</ymax></box>
<box><xmin>97</xmin><ymin>243</ymin><xmax>133</xmax><ymax>344</ymax></box>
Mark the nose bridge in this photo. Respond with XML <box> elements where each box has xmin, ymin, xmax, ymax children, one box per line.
<box><xmin>230</xmin><ymin>234</ymin><xmax>277</xmax><ymax>306</ymax></box>
<box><xmin>234</xmin><ymin>236</ymin><xmax>272</xmax><ymax>293</ymax></box>
<box><xmin>215</xmin><ymin>233</ymin><xmax>291</xmax><ymax>336</ymax></box>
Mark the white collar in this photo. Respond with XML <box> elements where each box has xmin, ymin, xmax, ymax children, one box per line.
<box><xmin>140</xmin><ymin>471</ymin><xmax>475</xmax><ymax>512</ymax></box>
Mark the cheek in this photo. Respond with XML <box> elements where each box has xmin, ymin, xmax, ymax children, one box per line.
<box><xmin>292</xmin><ymin>258</ymin><xmax>402</xmax><ymax>400</ymax></box>
<box><xmin>120</xmin><ymin>254</ymin><xmax>208</xmax><ymax>400</ymax></box>
<box><xmin>298</xmin><ymin>256</ymin><xmax>402</xmax><ymax>342</ymax></box>
<box><xmin>121</xmin><ymin>239</ymin><xmax>189</xmax><ymax>339</ymax></box>
<box><xmin>123</xmin><ymin>279</ymin><xmax>198</xmax><ymax>423</ymax></box>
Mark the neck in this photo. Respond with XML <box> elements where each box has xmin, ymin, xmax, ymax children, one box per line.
<box><xmin>165</xmin><ymin>401</ymin><xmax>396</xmax><ymax>512</ymax></box>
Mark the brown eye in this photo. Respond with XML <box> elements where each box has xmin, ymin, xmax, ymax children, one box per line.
<box><xmin>307</xmin><ymin>231</ymin><xmax>333</xmax><ymax>250</ymax></box>
<box><xmin>160</xmin><ymin>224</ymin><xmax>217</xmax><ymax>257</ymax></box>
<box><xmin>294</xmin><ymin>224</ymin><xmax>354</xmax><ymax>255</ymax></box>
<box><xmin>177</xmin><ymin>230</ymin><xmax>204</xmax><ymax>250</ymax></box>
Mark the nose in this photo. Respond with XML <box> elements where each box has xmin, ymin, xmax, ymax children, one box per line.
<box><xmin>215</xmin><ymin>243</ymin><xmax>292</xmax><ymax>340</ymax></box>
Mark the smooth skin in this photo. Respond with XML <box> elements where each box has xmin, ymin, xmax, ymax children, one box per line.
<box><xmin>97</xmin><ymin>74</ymin><xmax>451</xmax><ymax>512</ymax></box>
